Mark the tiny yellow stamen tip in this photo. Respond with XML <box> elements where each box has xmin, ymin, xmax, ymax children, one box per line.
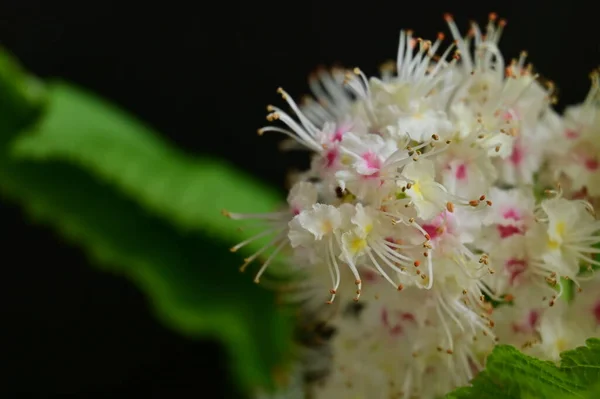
<box><xmin>257</xmin><ymin>129</ymin><xmax>264</xmax><ymax>135</ymax></box>
<box><xmin>230</xmin><ymin>247</ymin><xmax>238</xmax><ymax>253</ymax></box>
<box><xmin>254</xmin><ymin>278</ymin><xmax>261</xmax><ymax>284</ymax></box>
<box><xmin>221</xmin><ymin>209</ymin><xmax>231</xmax><ymax>217</ymax></box>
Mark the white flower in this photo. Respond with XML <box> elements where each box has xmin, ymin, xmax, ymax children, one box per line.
<box><xmin>437</xmin><ymin>138</ymin><xmax>498</xmax><ymax>198</ymax></box>
<box><xmin>526</xmin><ymin>302</ymin><xmax>590</xmax><ymax>362</ymax></box>
<box><xmin>337</xmin><ymin>132</ymin><xmax>398</xmax><ymax>177</ymax></box>
<box><xmin>223</xmin><ymin>181</ymin><xmax>319</xmax><ymax>282</ymax></box>
<box><xmin>288</xmin><ymin>181</ymin><xmax>318</xmax><ymax>215</ymax></box>
<box><xmin>387</xmin><ymin>109</ymin><xmax>454</xmax><ymax>142</ymax></box>
<box><xmin>288</xmin><ymin>203</ymin><xmax>349</xmax><ymax>302</ymax></box>
<box><xmin>484</xmin><ymin>235</ymin><xmax>558</xmax><ymax>306</ymax></box>
<box><xmin>339</xmin><ymin>203</ymin><xmax>428</xmax><ymax>290</ymax></box>
<box><xmin>346</xmin><ymin>30</ymin><xmax>459</xmax><ymax>132</ymax></box>
<box><xmin>402</xmin><ymin>158</ymin><xmax>450</xmax><ymax>220</ymax></box>
<box><xmin>493</xmin><ymin>303</ymin><xmax>543</xmax><ymax>349</ymax></box>
<box><xmin>550</xmin><ymin>72</ymin><xmax>600</xmax><ymax>196</ymax></box>
<box><xmin>448</xmin><ymin>102</ymin><xmax>515</xmax><ymax>159</ymax></box>
<box><xmin>480</xmin><ymin>187</ymin><xmax>536</xmax><ymax>245</ymax></box>
<box><xmin>538</xmin><ymin>195</ymin><xmax>600</xmax><ymax>281</ymax></box>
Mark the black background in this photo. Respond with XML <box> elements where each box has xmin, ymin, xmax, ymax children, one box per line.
<box><xmin>0</xmin><ymin>0</ymin><xmax>596</xmax><ymax>396</ymax></box>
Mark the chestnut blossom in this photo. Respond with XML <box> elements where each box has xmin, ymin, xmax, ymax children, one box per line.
<box><xmin>225</xmin><ymin>12</ymin><xmax>600</xmax><ymax>399</ymax></box>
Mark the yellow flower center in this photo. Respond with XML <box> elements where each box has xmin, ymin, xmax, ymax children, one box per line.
<box><xmin>350</xmin><ymin>237</ymin><xmax>367</xmax><ymax>254</ymax></box>
<box><xmin>321</xmin><ymin>220</ymin><xmax>333</xmax><ymax>234</ymax></box>
<box><xmin>556</xmin><ymin>338</ymin><xmax>567</xmax><ymax>352</ymax></box>
<box><xmin>412</xmin><ymin>181</ymin><xmax>422</xmax><ymax>197</ymax></box>
<box><xmin>548</xmin><ymin>221</ymin><xmax>566</xmax><ymax>249</ymax></box>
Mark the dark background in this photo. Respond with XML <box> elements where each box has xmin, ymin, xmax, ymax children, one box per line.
<box><xmin>0</xmin><ymin>0</ymin><xmax>596</xmax><ymax>396</ymax></box>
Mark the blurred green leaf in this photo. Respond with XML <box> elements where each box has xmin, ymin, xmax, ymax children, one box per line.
<box><xmin>0</xmin><ymin>48</ymin><xmax>47</xmax><ymax>141</ymax></box>
<box><xmin>12</xmin><ymin>82</ymin><xmax>284</xmax><ymax>236</ymax></box>
<box><xmin>0</xmin><ymin>51</ymin><xmax>295</xmax><ymax>392</ymax></box>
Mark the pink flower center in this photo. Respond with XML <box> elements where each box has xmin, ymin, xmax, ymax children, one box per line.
<box><xmin>497</xmin><ymin>208</ymin><xmax>524</xmax><ymax>238</ymax></box>
<box><xmin>422</xmin><ymin>212</ymin><xmax>453</xmax><ymax>240</ymax></box>
<box><xmin>381</xmin><ymin>308</ymin><xmax>403</xmax><ymax>337</ymax></box>
<box><xmin>325</xmin><ymin>148</ymin><xmax>338</xmax><ymax>168</ymax></box>
<box><xmin>528</xmin><ymin>310</ymin><xmax>539</xmax><ymax>328</ymax></box>
<box><xmin>497</xmin><ymin>224</ymin><xmax>523</xmax><ymax>238</ymax></box>
<box><xmin>565</xmin><ymin>129</ymin><xmax>580</xmax><ymax>140</ymax></box>
<box><xmin>455</xmin><ymin>163</ymin><xmax>467</xmax><ymax>180</ymax></box>
<box><xmin>585</xmin><ymin>157</ymin><xmax>599</xmax><ymax>171</ymax></box>
<box><xmin>502</xmin><ymin>108</ymin><xmax>520</xmax><ymax>121</ymax></box>
<box><xmin>332</xmin><ymin>129</ymin><xmax>344</xmax><ymax>142</ymax></box>
<box><xmin>360</xmin><ymin>151</ymin><xmax>382</xmax><ymax>178</ymax></box>
<box><xmin>509</xmin><ymin>143</ymin><xmax>523</xmax><ymax>166</ymax></box>
<box><xmin>593</xmin><ymin>301</ymin><xmax>600</xmax><ymax>324</ymax></box>
<box><xmin>362</xmin><ymin>151</ymin><xmax>381</xmax><ymax>170</ymax></box>
<box><xmin>331</xmin><ymin>123</ymin><xmax>351</xmax><ymax>142</ymax></box>
<box><xmin>502</xmin><ymin>208</ymin><xmax>521</xmax><ymax>220</ymax></box>
<box><xmin>505</xmin><ymin>258</ymin><xmax>527</xmax><ymax>285</ymax></box>
<box><xmin>401</xmin><ymin>312</ymin><xmax>416</xmax><ymax>322</ymax></box>
<box><xmin>511</xmin><ymin>310</ymin><xmax>539</xmax><ymax>333</ymax></box>
<box><xmin>573</xmin><ymin>187</ymin><xmax>589</xmax><ymax>200</ymax></box>
<box><xmin>422</xmin><ymin>223</ymin><xmax>442</xmax><ymax>240</ymax></box>
<box><xmin>362</xmin><ymin>269</ymin><xmax>378</xmax><ymax>282</ymax></box>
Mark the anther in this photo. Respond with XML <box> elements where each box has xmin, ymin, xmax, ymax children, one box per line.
<box><xmin>276</xmin><ymin>87</ymin><xmax>287</xmax><ymax>99</ymax></box>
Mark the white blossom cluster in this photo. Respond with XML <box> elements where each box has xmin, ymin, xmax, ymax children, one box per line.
<box><xmin>225</xmin><ymin>13</ymin><xmax>600</xmax><ymax>399</ymax></box>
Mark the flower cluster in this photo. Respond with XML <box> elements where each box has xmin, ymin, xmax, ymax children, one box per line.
<box><xmin>225</xmin><ymin>13</ymin><xmax>600</xmax><ymax>398</ymax></box>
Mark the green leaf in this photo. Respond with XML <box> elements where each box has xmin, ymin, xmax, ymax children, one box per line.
<box><xmin>0</xmin><ymin>49</ymin><xmax>47</xmax><ymax>142</ymax></box>
<box><xmin>0</xmin><ymin>51</ymin><xmax>295</xmax><ymax>392</ymax></box>
<box><xmin>446</xmin><ymin>339</ymin><xmax>600</xmax><ymax>399</ymax></box>
<box><xmin>581</xmin><ymin>382</ymin><xmax>600</xmax><ymax>399</ymax></box>
<box><xmin>12</xmin><ymin>81</ymin><xmax>284</xmax><ymax>237</ymax></box>
<box><xmin>559</xmin><ymin>338</ymin><xmax>600</xmax><ymax>390</ymax></box>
